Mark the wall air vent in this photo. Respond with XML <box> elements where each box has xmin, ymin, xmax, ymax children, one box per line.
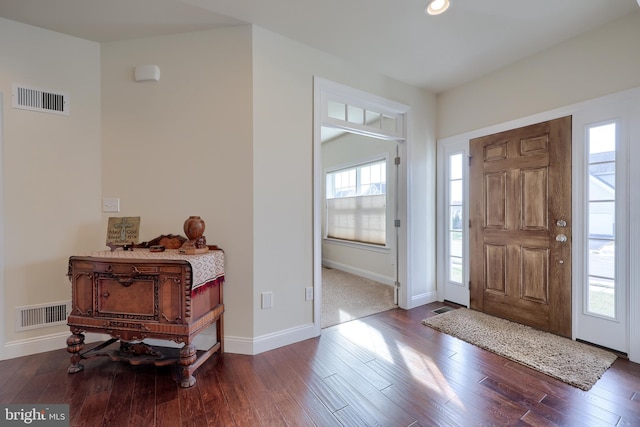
<box><xmin>15</xmin><ymin>300</ymin><xmax>71</xmax><ymax>331</ymax></box>
<box><xmin>12</xmin><ymin>83</ymin><xmax>69</xmax><ymax>116</ymax></box>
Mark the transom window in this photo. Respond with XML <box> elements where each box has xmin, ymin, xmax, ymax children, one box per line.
<box><xmin>325</xmin><ymin>159</ymin><xmax>387</xmax><ymax>245</ymax></box>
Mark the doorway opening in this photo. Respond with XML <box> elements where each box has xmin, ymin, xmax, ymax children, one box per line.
<box><xmin>313</xmin><ymin>77</ymin><xmax>410</xmax><ymax>333</ymax></box>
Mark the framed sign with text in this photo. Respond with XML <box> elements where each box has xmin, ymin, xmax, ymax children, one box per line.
<box><xmin>106</xmin><ymin>216</ymin><xmax>140</xmax><ymax>247</ymax></box>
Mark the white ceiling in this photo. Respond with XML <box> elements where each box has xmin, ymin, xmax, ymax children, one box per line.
<box><xmin>1</xmin><ymin>0</ymin><xmax>638</xmax><ymax>93</ymax></box>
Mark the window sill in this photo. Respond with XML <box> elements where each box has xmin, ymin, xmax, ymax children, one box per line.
<box><xmin>323</xmin><ymin>238</ymin><xmax>391</xmax><ymax>253</ymax></box>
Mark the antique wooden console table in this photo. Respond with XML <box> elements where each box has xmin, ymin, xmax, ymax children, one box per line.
<box><xmin>66</xmin><ymin>248</ymin><xmax>224</xmax><ymax>387</ymax></box>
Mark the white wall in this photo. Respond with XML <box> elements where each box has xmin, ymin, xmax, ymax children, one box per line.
<box><xmin>0</xmin><ymin>18</ymin><xmax>102</xmax><ymax>357</ymax></box>
<box><xmin>0</xmin><ymin>20</ymin><xmax>436</xmax><ymax>358</ymax></box>
<box><xmin>100</xmin><ymin>26</ymin><xmax>255</xmax><ymax>347</ymax></box>
<box><xmin>251</xmin><ymin>26</ymin><xmax>436</xmax><ymax>345</ymax></box>
<box><xmin>437</xmin><ymin>12</ymin><xmax>640</xmax><ymax>139</ymax></box>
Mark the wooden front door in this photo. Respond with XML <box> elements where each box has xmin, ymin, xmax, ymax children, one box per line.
<box><xmin>469</xmin><ymin>116</ymin><xmax>572</xmax><ymax>337</ymax></box>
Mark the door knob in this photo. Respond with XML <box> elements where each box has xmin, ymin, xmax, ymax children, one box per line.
<box><xmin>556</xmin><ymin>234</ymin><xmax>567</xmax><ymax>243</ymax></box>
<box><xmin>556</xmin><ymin>219</ymin><xmax>567</xmax><ymax>227</ymax></box>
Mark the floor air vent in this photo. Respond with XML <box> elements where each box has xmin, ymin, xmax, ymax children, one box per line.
<box><xmin>432</xmin><ymin>306</ymin><xmax>457</xmax><ymax>315</ymax></box>
<box><xmin>15</xmin><ymin>301</ymin><xmax>71</xmax><ymax>331</ymax></box>
<box><xmin>12</xmin><ymin>83</ymin><xmax>69</xmax><ymax>116</ymax></box>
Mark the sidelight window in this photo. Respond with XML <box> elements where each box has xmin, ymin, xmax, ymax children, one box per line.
<box><xmin>448</xmin><ymin>153</ymin><xmax>464</xmax><ymax>284</ymax></box>
<box><xmin>586</xmin><ymin>122</ymin><xmax>617</xmax><ymax>319</ymax></box>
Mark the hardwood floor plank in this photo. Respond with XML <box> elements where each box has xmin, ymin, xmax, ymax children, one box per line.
<box><xmin>100</xmin><ymin>365</ymin><xmax>136</xmax><ymax>427</ymax></box>
<box><xmin>75</xmin><ymin>389</ymin><xmax>112</xmax><ymax>427</ymax></box>
<box><xmin>317</xmin><ymin>331</ymin><xmax>393</xmax><ymax>391</ymax></box>
<box><xmin>192</xmin><ymin>363</ymin><xmax>237</xmax><ymax>427</ymax></box>
<box><xmin>267</xmin><ymin>340</ymin><xmax>349</xmax><ymax>413</ymax></box>
<box><xmin>128</xmin><ymin>366</ymin><xmax>156</xmax><ymax>427</ymax></box>
<box><xmin>156</xmin><ymin>399</ymin><xmax>182</xmax><ymax>427</ymax></box>
<box><xmin>380</xmin><ymin>383</ymin><xmax>473</xmax><ymax>426</ymax></box>
<box><xmin>478</xmin><ymin>376</ymin><xmax>612</xmax><ymax>427</ymax></box>
<box><xmin>323</xmin><ymin>372</ymin><xmax>416</xmax><ymax>426</ymax></box>
<box><xmin>541</xmin><ymin>390</ymin><xmax>635</xmax><ymax>426</ymax></box>
<box><xmin>178</xmin><ymin>384</ymin><xmax>208</xmax><ymax>427</ymax></box>
<box><xmin>0</xmin><ymin>351</ymin><xmax>50</xmax><ymax>403</ymax></box>
<box><xmin>0</xmin><ymin>356</ymin><xmax>22</xmax><ymax>389</ymax></box>
<box><xmin>259</xmin><ymin>348</ymin><xmax>341</xmax><ymax>426</ymax></box>
<box><xmin>216</xmin><ymin>355</ymin><xmax>287</xmax><ymax>426</ymax></box>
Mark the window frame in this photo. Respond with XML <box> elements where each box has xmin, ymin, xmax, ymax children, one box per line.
<box><xmin>324</xmin><ymin>154</ymin><xmax>391</xmax><ymax>250</ymax></box>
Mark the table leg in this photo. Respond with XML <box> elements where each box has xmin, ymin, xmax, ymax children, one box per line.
<box><xmin>178</xmin><ymin>343</ymin><xmax>197</xmax><ymax>387</ymax></box>
<box><xmin>66</xmin><ymin>333</ymin><xmax>85</xmax><ymax>374</ymax></box>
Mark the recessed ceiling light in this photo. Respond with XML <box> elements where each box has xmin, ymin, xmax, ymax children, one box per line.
<box><xmin>426</xmin><ymin>0</ymin><xmax>450</xmax><ymax>15</ymax></box>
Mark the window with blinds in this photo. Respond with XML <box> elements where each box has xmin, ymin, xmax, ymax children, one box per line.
<box><xmin>325</xmin><ymin>159</ymin><xmax>387</xmax><ymax>245</ymax></box>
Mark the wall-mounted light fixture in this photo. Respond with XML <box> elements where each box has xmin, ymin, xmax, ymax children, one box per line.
<box><xmin>426</xmin><ymin>0</ymin><xmax>450</xmax><ymax>15</ymax></box>
<box><xmin>134</xmin><ymin>65</ymin><xmax>160</xmax><ymax>82</ymax></box>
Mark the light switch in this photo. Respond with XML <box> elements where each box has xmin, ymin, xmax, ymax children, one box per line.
<box><xmin>102</xmin><ymin>197</ymin><xmax>120</xmax><ymax>213</ymax></box>
<box><xmin>261</xmin><ymin>292</ymin><xmax>273</xmax><ymax>309</ymax></box>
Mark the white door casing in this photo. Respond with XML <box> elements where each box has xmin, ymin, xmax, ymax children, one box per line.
<box><xmin>437</xmin><ymin>86</ymin><xmax>640</xmax><ymax>360</ymax></box>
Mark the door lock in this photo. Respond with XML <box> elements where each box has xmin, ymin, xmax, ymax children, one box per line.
<box><xmin>556</xmin><ymin>219</ymin><xmax>567</xmax><ymax>227</ymax></box>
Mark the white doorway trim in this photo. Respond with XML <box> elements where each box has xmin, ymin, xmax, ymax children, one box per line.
<box><xmin>0</xmin><ymin>92</ymin><xmax>5</xmax><ymax>360</ymax></box>
<box><xmin>313</xmin><ymin>77</ymin><xmax>411</xmax><ymax>335</ymax></box>
<box><xmin>437</xmin><ymin>85</ymin><xmax>640</xmax><ymax>362</ymax></box>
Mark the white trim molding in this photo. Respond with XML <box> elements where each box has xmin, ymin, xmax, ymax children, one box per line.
<box><xmin>438</xmin><ymin>85</ymin><xmax>640</xmax><ymax>362</ymax></box>
<box><xmin>225</xmin><ymin>323</ymin><xmax>316</xmax><ymax>355</ymax></box>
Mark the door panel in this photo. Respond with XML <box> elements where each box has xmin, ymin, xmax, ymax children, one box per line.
<box><xmin>470</xmin><ymin>116</ymin><xmax>572</xmax><ymax>337</ymax></box>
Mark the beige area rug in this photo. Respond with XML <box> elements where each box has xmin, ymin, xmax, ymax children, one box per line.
<box><xmin>422</xmin><ymin>308</ymin><xmax>617</xmax><ymax>391</ymax></box>
<box><xmin>322</xmin><ymin>267</ymin><xmax>396</xmax><ymax>328</ymax></box>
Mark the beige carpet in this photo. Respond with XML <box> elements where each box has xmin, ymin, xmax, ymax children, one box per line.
<box><xmin>422</xmin><ymin>308</ymin><xmax>617</xmax><ymax>391</ymax></box>
<box><xmin>322</xmin><ymin>268</ymin><xmax>396</xmax><ymax>328</ymax></box>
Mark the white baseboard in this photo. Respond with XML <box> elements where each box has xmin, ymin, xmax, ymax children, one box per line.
<box><xmin>409</xmin><ymin>291</ymin><xmax>438</xmax><ymax>310</ymax></box>
<box><xmin>2</xmin><ymin>323</ymin><xmax>318</xmax><ymax>359</ymax></box>
<box><xmin>322</xmin><ymin>259</ymin><xmax>395</xmax><ymax>287</ymax></box>
<box><xmin>225</xmin><ymin>323</ymin><xmax>318</xmax><ymax>355</ymax></box>
<box><xmin>2</xmin><ymin>331</ymin><xmax>108</xmax><ymax>360</ymax></box>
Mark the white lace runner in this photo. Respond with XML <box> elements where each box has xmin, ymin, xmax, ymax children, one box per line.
<box><xmin>88</xmin><ymin>249</ymin><xmax>225</xmax><ymax>292</ymax></box>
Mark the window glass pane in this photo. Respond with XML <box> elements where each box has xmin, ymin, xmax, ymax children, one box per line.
<box><xmin>588</xmin><ymin>201</ymin><xmax>615</xmax><ymax>237</ymax></box>
<box><xmin>588</xmin><ymin>239</ymin><xmax>615</xmax><ymax>280</ymax></box>
<box><xmin>381</xmin><ymin>115</ymin><xmax>396</xmax><ymax>133</ymax></box>
<box><xmin>450</xmin><ymin>207</ymin><xmax>463</xmax><ymax>231</ymax></box>
<box><xmin>347</xmin><ymin>105</ymin><xmax>364</xmax><ymax>125</ymax></box>
<box><xmin>328</xmin><ymin>101</ymin><xmax>345</xmax><ymax>121</ymax></box>
<box><xmin>589</xmin><ymin>123</ymin><xmax>616</xmax><ymax>155</ymax></box>
<box><xmin>449</xmin><ymin>231</ymin><xmax>462</xmax><ymax>257</ymax></box>
<box><xmin>588</xmin><ymin>276</ymin><xmax>615</xmax><ymax>318</ymax></box>
<box><xmin>450</xmin><ymin>153</ymin><xmax>463</xmax><ymax>180</ymax></box>
<box><xmin>334</xmin><ymin>170</ymin><xmax>356</xmax><ymax>197</ymax></box>
<box><xmin>449</xmin><ymin>257</ymin><xmax>463</xmax><ymax>284</ymax></box>
<box><xmin>365</xmin><ymin>110</ymin><xmax>381</xmax><ymax>127</ymax></box>
<box><xmin>450</xmin><ymin>180</ymin><xmax>462</xmax><ymax>205</ymax></box>
<box><xmin>588</xmin><ymin>163</ymin><xmax>615</xmax><ymax>200</ymax></box>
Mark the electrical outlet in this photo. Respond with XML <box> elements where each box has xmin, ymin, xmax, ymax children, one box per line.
<box><xmin>261</xmin><ymin>292</ymin><xmax>273</xmax><ymax>309</ymax></box>
<box><xmin>305</xmin><ymin>287</ymin><xmax>314</xmax><ymax>301</ymax></box>
<box><xmin>102</xmin><ymin>197</ymin><xmax>120</xmax><ymax>213</ymax></box>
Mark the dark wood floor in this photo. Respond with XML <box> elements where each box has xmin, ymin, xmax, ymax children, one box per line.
<box><xmin>2</xmin><ymin>302</ymin><xmax>640</xmax><ymax>426</ymax></box>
